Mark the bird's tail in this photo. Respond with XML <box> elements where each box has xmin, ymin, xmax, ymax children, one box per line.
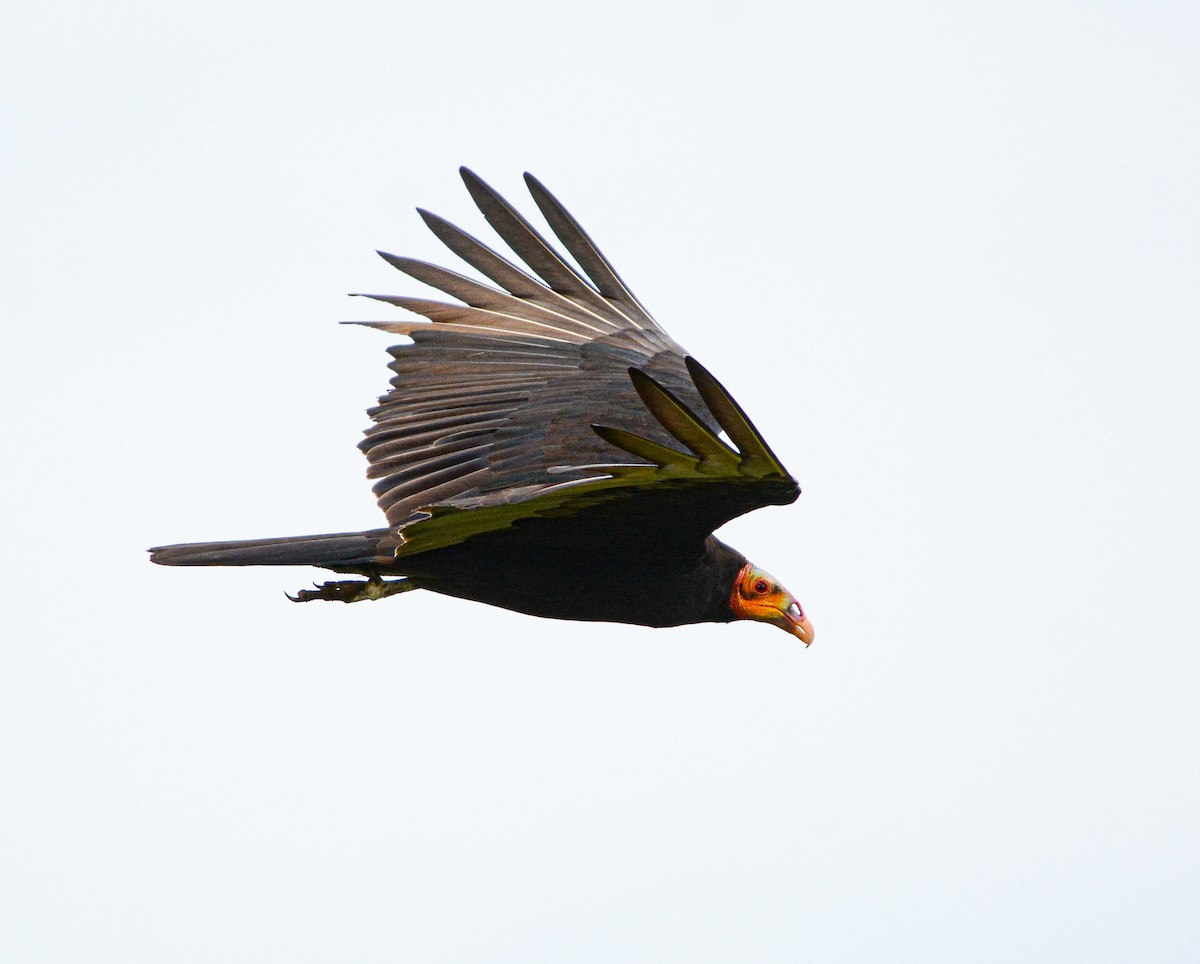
<box><xmin>149</xmin><ymin>529</ymin><xmax>390</xmax><ymax>570</ymax></box>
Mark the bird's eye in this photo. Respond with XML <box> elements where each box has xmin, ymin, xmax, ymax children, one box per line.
<box><xmin>753</xmin><ymin>579</ymin><xmax>769</xmax><ymax>594</ymax></box>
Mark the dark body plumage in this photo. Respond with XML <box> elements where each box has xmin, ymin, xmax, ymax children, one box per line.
<box><xmin>151</xmin><ymin>169</ymin><xmax>807</xmax><ymax>635</ymax></box>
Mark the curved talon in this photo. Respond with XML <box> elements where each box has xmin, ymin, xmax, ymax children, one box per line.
<box><xmin>288</xmin><ymin>580</ymin><xmax>347</xmax><ymax>603</ymax></box>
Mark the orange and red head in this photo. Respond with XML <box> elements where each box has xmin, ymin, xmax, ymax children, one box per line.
<box><xmin>729</xmin><ymin>562</ymin><xmax>814</xmax><ymax>645</ymax></box>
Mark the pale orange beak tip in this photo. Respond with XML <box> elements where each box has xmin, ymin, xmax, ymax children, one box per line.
<box><xmin>793</xmin><ymin>616</ymin><xmax>815</xmax><ymax>647</ymax></box>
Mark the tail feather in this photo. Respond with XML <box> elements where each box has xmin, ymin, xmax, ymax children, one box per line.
<box><xmin>149</xmin><ymin>529</ymin><xmax>389</xmax><ymax>569</ymax></box>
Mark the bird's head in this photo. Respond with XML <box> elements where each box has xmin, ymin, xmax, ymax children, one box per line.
<box><xmin>729</xmin><ymin>562</ymin><xmax>814</xmax><ymax>645</ymax></box>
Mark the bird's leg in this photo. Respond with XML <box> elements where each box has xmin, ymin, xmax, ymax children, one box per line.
<box><xmin>287</xmin><ymin>574</ymin><xmax>417</xmax><ymax>604</ymax></box>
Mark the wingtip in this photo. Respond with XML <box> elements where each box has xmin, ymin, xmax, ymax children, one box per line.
<box><xmin>416</xmin><ymin>208</ymin><xmax>462</xmax><ymax>244</ymax></box>
<box><xmin>682</xmin><ymin>355</ymin><xmax>792</xmax><ymax>478</ymax></box>
<box><xmin>459</xmin><ymin>167</ymin><xmax>506</xmax><ymax>210</ymax></box>
<box><xmin>626</xmin><ymin>365</ymin><xmax>654</xmax><ymax>390</ymax></box>
<box><xmin>523</xmin><ymin>172</ymin><xmax>554</xmax><ymax>208</ymax></box>
<box><xmin>683</xmin><ymin>355</ymin><xmax>708</xmax><ymax>381</ymax></box>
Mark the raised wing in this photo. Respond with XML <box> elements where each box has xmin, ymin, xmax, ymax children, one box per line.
<box><xmin>351</xmin><ymin>168</ymin><xmax>797</xmax><ymax>557</ymax></box>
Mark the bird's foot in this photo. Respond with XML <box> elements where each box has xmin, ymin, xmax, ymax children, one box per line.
<box><xmin>287</xmin><ymin>575</ymin><xmax>416</xmax><ymax>604</ymax></box>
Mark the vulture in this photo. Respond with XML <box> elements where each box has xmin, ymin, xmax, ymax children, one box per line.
<box><xmin>150</xmin><ymin>169</ymin><xmax>813</xmax><ymax>644</ymax></box>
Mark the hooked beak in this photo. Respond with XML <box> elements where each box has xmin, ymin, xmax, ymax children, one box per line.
<box><xmin>781</xmin><ymin>601</ymin><xmax>815</xmax><ymax>646</ymax></box>
<box><xmin>788</xmin><ymin>613</ymin><xmax>815</xmax><ymax>646</ymax></box>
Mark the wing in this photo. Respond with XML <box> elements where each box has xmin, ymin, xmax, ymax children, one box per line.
<box><xmin>352</xmin><ymin>169</ymin><xmax>798</xmax><ymax>557</ymax></box>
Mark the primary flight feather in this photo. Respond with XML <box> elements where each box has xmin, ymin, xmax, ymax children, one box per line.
<box><xmin>150</xmin><ymin>168</ymin><xmax>814</xmax><ymax>644</ymax></box>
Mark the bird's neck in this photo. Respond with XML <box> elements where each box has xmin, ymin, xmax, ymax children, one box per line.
<box><xmin>694</xmin><ymin>538</ymin><xmax>749</xmax><ymax>624</ymax></box>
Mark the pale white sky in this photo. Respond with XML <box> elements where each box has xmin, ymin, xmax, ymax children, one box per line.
<box><xmin>3</xmin><ymin>1</ymin><xmax>1199</xmax><ymax>961</ymax></box>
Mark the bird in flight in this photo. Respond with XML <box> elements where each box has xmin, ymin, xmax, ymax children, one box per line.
<box><xmin>150</xmin><ymin>169</ymin><xmax>813</xmax><ymax>644</ymax></box>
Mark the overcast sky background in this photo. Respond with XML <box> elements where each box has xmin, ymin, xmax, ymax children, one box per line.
<box><xmin>3</xmin><ymin>1</ymin><xmax>1198</xmax><ymax>961</ymax></box>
